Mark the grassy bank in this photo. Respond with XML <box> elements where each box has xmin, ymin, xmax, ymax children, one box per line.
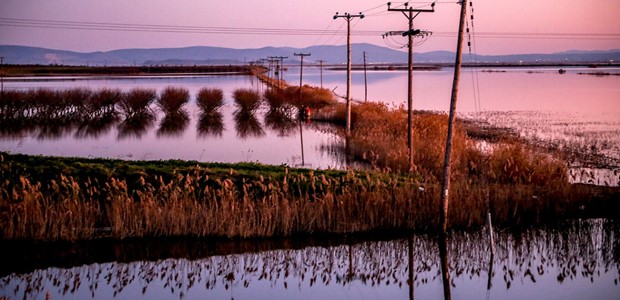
<box><xmin>1</xmin><ymin>151</ymin><xmax>618</xmax><ymax>241</ymax></box>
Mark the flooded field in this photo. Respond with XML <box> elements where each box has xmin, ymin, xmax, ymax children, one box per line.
<box><xmin>1</xmin><ymin>219</ymin><xmax>618</xmax><ymax>300</ymax></box>
<box><xmin>1</xmin><ymin>67</ymin><xmax>619</xmax><ymax>184</ymax></box>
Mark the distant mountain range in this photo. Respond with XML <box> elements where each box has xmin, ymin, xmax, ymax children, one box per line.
<box><xmin>1</xmin><ymin>44</ymin><xmax>619</xmax><ymax>66</ymax></box>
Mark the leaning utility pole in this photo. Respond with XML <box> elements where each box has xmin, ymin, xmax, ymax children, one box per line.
<box><xmin>317</xmin><ymin>60</ymin><xmax>326</xmax><ymax>88</ymax></box>
<box><xmin>440</xmin><ymin>0</ymin><xmax>468</xmax><ymax>234</ymax></box>
<box><xmin>333</xmin><ymin>12</ymin><xmax>364</xmax><ymax>135</ymax></box>
<box><xmin>387</xmin><ymin>1</ymin><xmax>435</xmax><ymax>171</ymax></box>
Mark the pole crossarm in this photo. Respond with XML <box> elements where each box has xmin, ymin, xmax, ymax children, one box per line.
<box><xmin>387</xmin><ymin>1</ymin><xmax>435</xmax><ymax>14</ymax></box>
<box><xmin>333</xmin><ymin>12</ymin><xmax>365</xmax><ymax>20</ymax></box>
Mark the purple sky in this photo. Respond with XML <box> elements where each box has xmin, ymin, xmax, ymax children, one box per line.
<box><xmin>1</xmin><ymin>0</ymin><xmax>619</xmax><ymax>54</ymax></box>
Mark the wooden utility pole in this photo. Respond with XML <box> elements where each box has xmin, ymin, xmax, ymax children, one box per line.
<box><xmin>294</xmin><ymin>53</ymin><xmax>311</xmax><ymax>102</ymax></box>
<box><xmin>387</xmin><ymin>2</ymin><xmax>435</xmax><ymax>171</ymax></box>
<box><xmin>295</xmin><ymin>53</ymin><xmax>310</xmax><ymax>166</ymax></box>
<box><xmin>440</xmin><ymin>0</ymin><xmax>468</xmax><ymax>234</ymax></box>
<box><xmin>334</xmin><ymin>12</ymin><xmax>364</xmax><ymax>135</ymax></box>
<box><xmin>317</xmin><ymin>60</ymin><xmax>326</xmax><ymax>88</ymax></box>
<box><xmin>269</xmin><ymin>56</ymin><xmax>288</xmax><ymax>89</ymax></box>
<box><xmin>363</xmin><ymin>52</ymin><xmax>368</xmax><ymax>102</ymax></box>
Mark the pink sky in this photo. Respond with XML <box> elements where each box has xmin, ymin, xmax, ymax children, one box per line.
<box><xmin>1</xmin><ymin>0</ymin><xmax>619</xmax><ymax>54</ymax></box>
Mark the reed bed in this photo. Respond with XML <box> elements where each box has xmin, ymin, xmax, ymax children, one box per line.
<box><xmin>282</xmin><ymin>85</ymin><xmax>337</xmax><ymax>109</ymax></box>
<box><xmin>196</xmin><ymin>87</ymin><xmax>224</xmax><ymax>114</ymax></box>
<box><xmin>1</xmin><ymin>152</ymin><xmax>616</xmax><ymax>241</ymax></box>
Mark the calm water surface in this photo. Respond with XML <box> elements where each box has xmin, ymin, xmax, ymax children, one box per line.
<box><xmin>2</xmin><ymin>68</ymin><xmax>619</xmax><ymax>173</ymax></box>
<box><xmin>1</xmin><ymin>219</ymin><xmax>618</xmax><ymax>300</ymax></box>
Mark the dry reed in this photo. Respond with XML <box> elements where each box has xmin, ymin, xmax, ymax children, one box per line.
<box><xmin>196</xmin><ymin>87</ymin><xmax>224</xmax><ymax>113</ymax></box>
<box><xmin>157</xmin><ymin>86</ymin><xmax>190</xmax><ymax>114</ymax></box>
<box><xmin>1</xmin><ymin>152</ymin><xmax>614</xmax><ymax>241</ymax></box>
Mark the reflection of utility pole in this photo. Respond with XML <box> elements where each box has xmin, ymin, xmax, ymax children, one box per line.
<box><xmin>408</xmin><ymin>237</ymin><xmax>414</xmax><ymax>300</ymax></box>
<box><xmin>295</xmin><ymin>52</ymin><xmax>311</xmax><ymax>166</ymax></box>
<box><xmin>363</xmin><ymin>51</ymin><xmax>368</xmax><ymax>102</ymax></box>
<box><xmin>333</xmin><ymin>12</ymin><xmax>364</xmax><ymax>136</ymax></box>
<box><xmin>317</xmin><ymin>60</ymin><xmax>326</xmax><ymax>88</ymax></box>
<box><xmin>440</xmin><ymin>0</ymin><xmax>467</xmax><ymax>234</ymax></box>
<box><xmin>386</xmin><ymin>2</ymin><xmax>435</xmax><ymax>171</ymax></box>
<box><xmin>0</xmin><ymin>56</ymin><xmax>4</xmax><ymax>93</ymax></box>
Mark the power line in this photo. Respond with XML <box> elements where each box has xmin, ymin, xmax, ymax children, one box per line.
<box><xmin>1</xmin><ymin>17</ymin><xmax>618</xmax><ymax>40</ymax></box>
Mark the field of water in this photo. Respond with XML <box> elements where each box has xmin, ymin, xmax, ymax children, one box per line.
<box><xmin>1</xmin><ymin>67</ymin><xmax>619</xmax><ymax>299</ymax></box>
<box><xmin>2</xmin><ymin>67</ymin><xmax>619</xmax><ymax>179</ymax></box>
<box><xmin>1</xmin><ymin>219</ymin><xmax>618</xmax><ymax>300</ymax></box>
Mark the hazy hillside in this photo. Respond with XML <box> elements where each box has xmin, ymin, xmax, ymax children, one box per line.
<box><xmin>1</xmin><ymin>44</ymin><xmax>619</xmax><ymax>66</ymax></box>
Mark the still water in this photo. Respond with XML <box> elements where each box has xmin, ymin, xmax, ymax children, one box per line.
<box><xmin>1</xmin><ymin>67</ymin><xmax>619</xmax><ymax>177</ymax></box>
<box><xmin>1</xmin><ymin>219</ymin><xmax>618</xmax><ymax>299</ymax></box>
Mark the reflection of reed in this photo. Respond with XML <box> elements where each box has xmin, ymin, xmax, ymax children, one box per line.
<box><xmin>197</xmin><ymin>111</ymin><xmax>224</xmax><ymax>138</ymax></box>
<box><xmin>264</xmin><ymin>107</ymin><xmax>296</xmax><ymax>137</ymax></box>
<box><xmin>234</xmin><ymin>110</ymin><xmax>264</xmax><ymax>139</ymax></box>
<box><xmin>75</xmin><ymin>113</ymin><xmax>119</xmax><ymax>139</ymax></box>
<box><xmin>157</xmin><ymin>110</ymin><xmax>189</xmax><ymax>138</ymax></box>
<box><xmin>2</xmin><ymin>219</ymin><xmax>617</xmax><ymax>300</ymax></box>
<box><xmin>117</xmin><ymin>111</ymin><xmax>156</xmax><ymax>140</ymax></box>
<box><xmin>34</xmin><ymin>119</ymin><xmax>77</xmax><ymax>140</ymax></box>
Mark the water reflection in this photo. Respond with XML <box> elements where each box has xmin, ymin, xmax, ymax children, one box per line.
<box><xmin>197</xmin><ymin>111</ymin><xmax>225</xmax><ymax>138</ymax></box>
<box><xmin>157</xmin><ymin>110</ymin><xmax>189</xmax><ymax>138</ymax></box>
<box><xmin>117</xmin><ymin>111</ymin><xmax>156</xmax><ymax>140</ymax></box>
<box><xmin>1</xmin><ymin>219</ymin><xmax>617</xmax><ymax>300</ymax></box>
<box><xmin>263</xmin><ymin>106</ymin><xmax>297</xmax><ymax>137</ymax></box>
<box><xmin>233</xmin><ymin>110</ymin><xmax>265</xmax><ymax>139</ymax></box>
<box><xmin>75</xmin><ymin>113</ymin><xmax>119</xmax><ymax>139</ymax></box>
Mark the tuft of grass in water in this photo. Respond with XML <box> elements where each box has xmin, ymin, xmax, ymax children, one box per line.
<box><xmin>233</xmin><ymin>88</ymin><xmax>261</xmax><ymax>112</ymax></box>
<box><xmin>196</xmin><ymin>88</ymin><xmax>224</xmax><ymax>114</ymax></box>
<box><xmin>117</xmin><ymin>88</ymin><xmax>157</xmax><ymax>118</ymax></box>
<box><xmin>157</xmin><ymin>86</ymin><xmax>190</xmax><ymax>114</ymax></box>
